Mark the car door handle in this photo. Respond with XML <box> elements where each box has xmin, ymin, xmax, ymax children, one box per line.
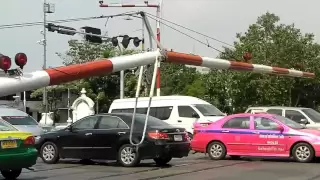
<box><xmin>85</xmin><ymin>133</ymin><xmax>92</xmax><ymax>136</ymax></box>
<box><xmin>118</xmin><ymin>132</ymin><xmax>126</xmax><ymax>135</ymax></box>
<box><xmin>178</xmin><ymin>120</ymin><xmax>182</xmax><ymax>122</ymax></box>
<box><xmin>221</xmin><ymin>130</ymin><xmax>229</xmax><ymax>133</ymax></box>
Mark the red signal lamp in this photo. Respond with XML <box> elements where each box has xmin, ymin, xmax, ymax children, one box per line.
<box><xmin>0</xmin><ymin>55</ymin><xmax>12</xmax><ymax>73</ymax></box>
<box><xmin>243</xmin><ymin>52</ymin><xmax>252</xmax><ymax>61</ymax></box>
<box><xmin>15</xmin><ymin>53</ymin><xmax>27</xmax><ymax>69</ymax></box>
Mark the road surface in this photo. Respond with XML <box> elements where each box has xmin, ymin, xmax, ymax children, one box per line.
<box><xmin>4</xmin><ymin>154</ymin><xmax>320</xmax><ymax>180</ymax></box>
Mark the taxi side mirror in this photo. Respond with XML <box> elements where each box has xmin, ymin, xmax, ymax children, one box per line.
<box><xmin>277</xmin><ymin>125</ymin><xmax>284</xmax><ymax>132</ymax></box>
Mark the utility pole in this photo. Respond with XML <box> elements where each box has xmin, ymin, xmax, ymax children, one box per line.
<box><xmin>99</xmin><ymin>0</ymin><xmax>162</xmax><ymax>96</ymax></box>
<box><xmin>42</xmin><ymin>0</ymin><xmax>54</xmax><ymax>124</ymax></box>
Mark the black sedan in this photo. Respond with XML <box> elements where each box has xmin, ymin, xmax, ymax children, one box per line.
<box><xmin>36</xmin><ymin>113</ymin><xmax>190</xmax><ymax>167</ymax></box>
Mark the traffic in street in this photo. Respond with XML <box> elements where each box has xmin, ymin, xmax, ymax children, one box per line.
<box><xmin>12</xmin><ymin>155</ymin><xmax>320</xmax><ymax>180</ymax></box>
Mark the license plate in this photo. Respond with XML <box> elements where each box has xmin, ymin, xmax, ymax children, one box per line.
<box><xmin>1</xmin><ymin>140</ymin><xmax>17</xmax><ymax>149</ymax></box>
<box><xmin>174</xmin><ymin>135</ymin><xmax>182</xmax><ymax>141</ymax></box>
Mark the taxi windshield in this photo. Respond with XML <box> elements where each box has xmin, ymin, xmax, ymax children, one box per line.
<box><xmin>0</xmin><ymin>120</ymin><xmax>17</xmax><ymax>131</ymax></box>
<box><xmin>274</xmin><ymin>115</ymin><xmax>305</xmax><ymax>129</ymax></box>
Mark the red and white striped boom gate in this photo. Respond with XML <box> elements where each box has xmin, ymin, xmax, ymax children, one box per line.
<box><xmin>0</xmin><ymin>50</ymin><xmax>315</xmax><ymax>97</ymax></box>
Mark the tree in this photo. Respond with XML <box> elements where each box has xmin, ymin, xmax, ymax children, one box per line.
<box><xmin>214</xmin><ymin>12</ymin><xmax>320</xmax><ymax>111</ymax></box>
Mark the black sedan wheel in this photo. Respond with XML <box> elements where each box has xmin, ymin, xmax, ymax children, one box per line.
<box><xmin>154</xmin><ymin>156</ymin><xmax>172</xmax><ymax>166</ymax></box>
<box><xmin>40</xmin><ymin>142</ymin><xmax>60</xmax><ymax>164</ymax></box>
<box><xmin>1</xmin><ymin>169</ymin><xmax>22</xmax><ymax>180</ymax></box>
<box><xmin>118</xmin><ymin>144</ymin><xmax>141</xmax><ymax>167</ymax></box>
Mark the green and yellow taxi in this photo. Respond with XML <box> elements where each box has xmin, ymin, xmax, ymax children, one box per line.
<box><xmin>0</xmin><ymin>119</ymin><xmax>38</xmax><ymax>179</ymax></box>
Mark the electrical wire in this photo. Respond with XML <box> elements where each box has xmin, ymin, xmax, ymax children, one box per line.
<box><xmin>145</xmin><ymin>14</ymin><xmax>225</xmax><ymax>54</ymax></box>
<box><xmin>145</xmin><ymin>12</ymin><xmax>234</xmax><ymax>48</ymax></box>
<box><xmin>0</xmin><ymin>11</ymin><xmax>139</xmax><ymax>30</ymax></box>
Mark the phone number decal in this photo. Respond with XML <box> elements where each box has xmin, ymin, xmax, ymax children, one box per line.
<box><xmin>259</xmin><ymin>134</ymin><xmax>284</xmax><ymax>139</ymax></box>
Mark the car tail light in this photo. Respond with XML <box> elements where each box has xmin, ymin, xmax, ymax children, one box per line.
<box><xmin>148</xmin><ymin>131</ymin><xmax>169</xmax><ymax>140</ymax></box>
<box><xmin>193</xmin><ymin>129</ymin><xmax>198</xmax><ymax>136</ymax></box>
<box><xmin>200</xmin><ymin>123</ymin><xmax>210</xmax><ymax>127</ymax></box>
<box><xmin>184</xmin><ymin>131</ymin><xmax>189</xmax><ymax>140</ymax></box>
<box><xmin>23</xmin><ymin>136</ymin><xmax>35</xmax><ymax>145</ymax></box>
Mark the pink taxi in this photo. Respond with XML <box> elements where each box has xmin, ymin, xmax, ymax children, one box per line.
<box><xmin>191</xmin><ymin>113</ymin><xmax>320</xmax><ymax>163</ymax></box>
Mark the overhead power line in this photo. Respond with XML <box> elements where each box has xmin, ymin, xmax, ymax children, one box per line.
<box><xmin>145</xmin><ymin>12</ymin><xmax>234</xmax><ymax>48</ymax></box>
<box><xmin>145</xmin><ymin>14</ymin><xmax>224</xmax><ymax>54</ymax></box>
<box><xmin>0</xmin><ymin>11</ymin><xmax>139</xmax><ymax>30</ymax></box>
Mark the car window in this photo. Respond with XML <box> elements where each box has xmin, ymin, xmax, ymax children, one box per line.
<box><xmin>254</xmin><ymin>117</ymin><xmax>279</xmax><ymax>130</ymax></box>
<box><xmin>97</xmin><ymin>116</ymin><xmax>128</xmax><ymax>129</ymax></box>
<box><xmin>178</xmin><ymin>106</ymin><xmax>198</xmax><ymax>118</ymax></box>
<box><xmin>134</xmin><ymin>114</ymin><xmax>170</xmax><ymax>127</ymax></box>
<box><xmin>111</xmin><ymin>108</ymin><xmax>134</xmax><ymax>113</ymax></box>
<box><xmin>72</xmin><ymin>116</ymin><xmax>98</xmax><ymax>130</ymax></box>
<box><xmin>1</xmin><ymin>116</ymin><xmax>38</xmax><ymax>125</ymax></box>
<box><xmin>285</xmin><ymin>110</ymin><xmax>307</xmax><ymax>123</ymax></box>
<box><xmin>266</xmin><ymin>109</ymin><xmax>282</xmax><ymax>115</ymax></box>
<box><xmin>112</xmin><ymin>107</ymin><xmax>173</xmax><ymax>120</ymax></box>
<box><xmin>149</xmin><ymin>106</ymin><xmax>173</xmax><ymax>120</ymax></box>
<box><xmin>274</xmin><ymin>115</ymin><xmax>304</xmax><ymax>129</ymax></box>
<box><xmin>222</xmin><ymin>117</ymin><xmax>250</xmax><ymax>129</ymax></box>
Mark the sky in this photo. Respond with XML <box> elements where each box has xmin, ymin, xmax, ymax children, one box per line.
<box><xmin>0</xmin><ymin>0</ymin><xmax>320</xmax><ymax>72</ymax></box>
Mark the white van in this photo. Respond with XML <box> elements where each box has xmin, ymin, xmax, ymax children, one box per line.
<box><xmin>108</xmin><ymin>96</ymin><xmax>226</xmax><ymax>137</ymax></box>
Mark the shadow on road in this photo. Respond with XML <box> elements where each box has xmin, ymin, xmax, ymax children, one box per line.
<box><xmin>56</xmin><ymin>159</ymin><xmax>173</xmax><ymax>168</ymax></box>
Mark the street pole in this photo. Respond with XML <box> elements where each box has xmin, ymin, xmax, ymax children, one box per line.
<box><xmin>67</xmin><ymin>88</ymin><xmax>70</xmax><ymax>121</ymax></box>
<box><xmin>155</xmin><ymin>0</ymin><xmax>162</xmax><ymax>97</ymax></box>
<box><xmin>42</xmin><ymin>1</ymin><xmax>54</xmax><ymax>124</ymax></box>
<box><xmin>118</xmin><ymin>45</ymin><xmax>124</xmax><ymax>99</ymax></box>
<box><xmin>43</xmin><ymin>0</ymin><xmax>48</xmax><ymax>124</ymax></box>
<box><xmin>23</xmin><ymin>91</ymin><xmax>26</xmax><ymax>112</ymax></box>
<box><xmin>120</xmin><ymin>70</ymin><xmax>124</xmax><ymax>99</ymax></box>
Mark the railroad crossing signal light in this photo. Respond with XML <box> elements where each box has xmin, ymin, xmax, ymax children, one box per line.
<box><xmin>121</xmin><ymin>35</ymin><xmax>133</xmax><ymax>49</ymax></box>
<box><xmin>0</xmin><ymin>55</ymin><xmax>12</xmax><ymax>73</ymax></box>
<box><xmin>111</xmin><ymin>37</ymin><xmax>119</xmax><ymax>47</ymax></box>
<box><xmin>14</xmin><ymin>53</ymin><xmax>27</xmax><ymax>69</ymax></box>
<box><xmin>133</xmin><ymin>37</ymin><xmax>142</xmax><ymax>47</ymax></box>
<box><xmin>111</xmin><ymin>36</ymin><xmax>142</xmax><ymax>48</ymax></box>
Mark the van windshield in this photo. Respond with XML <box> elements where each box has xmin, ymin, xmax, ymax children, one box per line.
<box><xmin>1</xmin><ymin>116</ymin><xmax>38</xmax><ymax>125</ymax></box>
<box><xmin>301</xmin><ymin>109</ymin><xmax>320</xmax><ymax>123</ymax></box>
<box><xmin>193</xmin><ymin>104</ymin><xmax>225</xmax><ymax>116</ymax></box>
